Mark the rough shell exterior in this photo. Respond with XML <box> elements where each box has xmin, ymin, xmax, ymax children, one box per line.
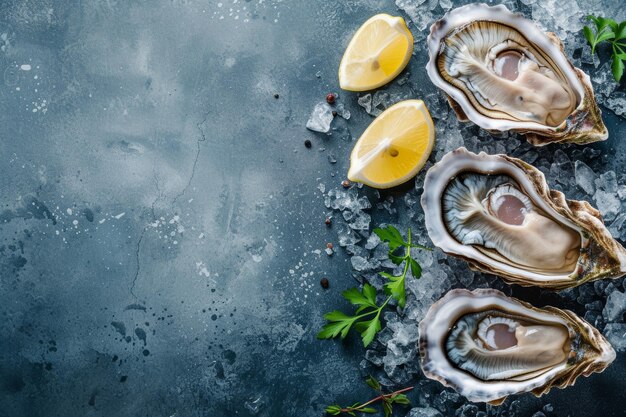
<box><xmin>426</xmin><ymin>3</ymin><xmax>607</xmax><ymax>146</ymax></box>
<box><xmin>419</xmin><ymin>288</ymin><xmax>616</xmax><ymax>404</ymax></box>
<box><xmin>420</xmin><ymin>148</ymin><xmax>626</xmax><ymax>290</ymax></box>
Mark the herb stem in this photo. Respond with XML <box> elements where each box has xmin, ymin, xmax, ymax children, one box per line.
<box><xmin>379</xmin><ymin>294</ymin><xmax>392</xmax><ymax>311</ymax></box>
<box><xmin>405</xmin><ymin>228</ymin><xmax>412</xmax><ymax>262</ymax></box>
<box><xmin>352</xmin><ymin>297</ymin><xmax>392</xmax><ymax>321</ymax></box>
<box><xmin>339</xmin><ymin>386</ymin><xmax>414</xmax><ymax>413</ymax></box>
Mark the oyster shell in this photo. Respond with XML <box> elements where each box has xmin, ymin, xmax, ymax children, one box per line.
<box><xmin>421</xmin><ymin>148</ymin><xmax>626</xmax><ymax>289</ymax></box>
<box><xmin>426</xmin><ymin>3</ymin><xmax>607</xmax><ymax>146</ymax></box>
<box><xmin>419</xmin><ymin>289</ymin><xmax>615</xmax><ymax>404</ymax></box>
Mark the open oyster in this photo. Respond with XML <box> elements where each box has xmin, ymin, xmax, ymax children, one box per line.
<box><xmin>426</xmin><ymin>3</ymin><xmax>607</xmax><ymax>146</ymax></box>
<box><xmin>421</xmin><ymin>148</ymin><xmax>626</xmax><ymax>289</ymax></box>
<box><xmin>419</xmin><ymin>289</ymin><xmax>615</xmax><ymax>404</ymax></box>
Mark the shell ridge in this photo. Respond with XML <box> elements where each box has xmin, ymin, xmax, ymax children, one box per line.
<box><xmin>419</xmin><ymin>289</ymin><xmax>615</xmax><ymax>403</ymax></box>
<box><xmin>421</xmin><ymin>148</ymin><xmax>626</xmax><ymax>289</ymax></box>
<box><xmin>425</xmin><ymin>4</ymin><xmax>607</xmax><ymax>145</ymax></box>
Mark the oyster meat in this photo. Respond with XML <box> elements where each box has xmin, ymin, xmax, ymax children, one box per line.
<box><xmin>426</xmin><ymin>3</ymin><xmax>607</xmax><ymax>145</ymax></box>
<box><xmin>421</xmin><ymin>148</ymin><xmax>626</xmax><ymax>289</ymax></box>
<box><xmin>419</xmin><ymin>289</ymin><xmax>615</xmax><ymax>404</ymax></box>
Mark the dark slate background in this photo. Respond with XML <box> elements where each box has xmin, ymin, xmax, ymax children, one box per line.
<box><xmin>1</xmin><ymin>1</ymin><xmax>625</xmax><ymax>416</ymax></box>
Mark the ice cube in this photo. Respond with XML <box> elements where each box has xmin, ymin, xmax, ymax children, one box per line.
<box><xmin>424</xmin><ymin>93</ymin><xmax>449</xmax><ymax>120</ymax></box>
<box><xmin>594</xmin><ymin>171</ymin><xmax>620</xmax><ymax>221</ymax></box>
<box><xmin>365</xmin><ymin>233</ymin><xmax>381</xmax><ymax>250</ymax></box>
<box><xmin>395</xmin><ymin>0</ymin><xmax>428</xmax><ymax>26</ymax></box>
<box><xmin>435</xmin><ymin>127</ymin><xmax>465</xmax><ymax>160</ymax></box>
<box><xmin>433</xmin><ymin>390</ymin><xmax>462</xmax><ymax>411</ymax></box>
<box><xmin>357</xmin><ymin>94</ymin><xmax>374</xmax><ymax>115</ymax></box>
<box><xmin>603</xmin><ymin>290</ymin><xmax>626</xmax><ymax>322</ymax></box>
<box><xmin>349</xmin><ymin>211</ymin><xmax>371</xmax><ymax>231</ymax></box>
<box><xmin>594</xmin><ymin>194</ymin><xmax>621</xmax><ymax>222</ymax></box>
<box><xmin>337</xmin><ymin>224</ymin><xmax>361</xmax><ymax>246</ymax></box>
<box><xmin>336</xmin><ymin>103</ymin><xmax>351</xmax><ymax>120</ymax></box>
<box><xmin>597</xmin><ymin>171</ymin><xmax>618</xmax><ymax>193</ymax></box>
<box><xmin>346</xmin><ymin>244</ymin><xmax>368</xmax><ymax>257</ymax></box>
<box><xmin>306</xmin><ymin>102</ymin><xmax>334</xmax><ymax>133</ymax></box>
<box><xmin>591</xmin><ymin>62</ymin><xmax>618</xmax><ymax>100</ymax></box>
<box><xmin>357</xmin><ymin>196</ymin><xmax>372</xmax><ymax>210</ymax></box>
<box><xmin>603</xmin><ymin>323</ymin><xmax>626</xmax><ymax>351</ymax></box>
<box><xmin>351</xmin><ymin>255</ymin><xmax>374</xmax><ymax>271</ymax></box>
<box><xmin>407</xmin><ymin>407</ymin><xmax>443</xmax><ymax>417</ymax></box>
<box><xmin>574</xmin><ymin>160</ymin><xmax>597</xmax><ymax>195</ymax></box>
<box><xmin>531</xmin><ymin>0</ymin><xmax>582</xmax><ymax>36</ymax></box>
<box><xmin>609</xmin><ymin>213</ymin><xmax>626</xmax><ymax>242</ymax></box>
<box><xmin>244</xmin><ymin>395</ymin><xmax>265</xmax><ymax>415</ymax></box>
<box><xmin>439</xmin><ymin>0</ymin><xmax>452</xmax><ymax>10</ymax></box>
<box><xmin>456</xmin><ymin>404</ymin><xmax>480</xmax><ymax>417</ymax></box>
<box><xmin>605</xmin><ymin>93</ymin><xmax>626</xmax><ymax>117</ymax></box>
<box><xmin>365</xmin><ymin>349</ymin><xmax>384</xmax><ymax>366</ymax></box>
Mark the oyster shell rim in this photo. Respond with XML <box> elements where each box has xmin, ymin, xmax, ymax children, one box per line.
<box><xmin>420</xmin><ymin>147</ymin><xmax>626</xmax><ymax>289</ymax></box>
<box><xmin>425</xmin><ymin>3</ymin><xmax>608</xmax><ymax>145</ymax></box>
<box><xmin>418</xmin><ymin>288</ymin><xmax>616</xmax><ymax>404</ymax></box>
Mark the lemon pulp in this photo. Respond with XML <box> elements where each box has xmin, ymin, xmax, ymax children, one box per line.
<box><xmin>339</xmin><ymin>14</ymin><xmax>414</xmax><ymax>92</ymax></box>
<box><xmin>348</xmin><ymin>100</ymin><xmax>435</xmax><ymax>189</ymax></box>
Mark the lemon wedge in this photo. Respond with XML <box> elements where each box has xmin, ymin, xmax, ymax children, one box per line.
<box><xmin>348</xmin><ymin>100</ymin><xmax>435</xmax><ymax>189</ymax></box>
<box><xmin>338</xmin><ymin>14</ymin><xmax>414</xmax><ymax>91</ymax></box>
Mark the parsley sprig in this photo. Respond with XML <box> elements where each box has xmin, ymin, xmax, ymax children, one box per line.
<box><xmin>317</xmin><ymin>225</ymin><xmax>429</xmax><ymax>347</ymax></box>
<box><xmin>325</xmin><ymin>376</ymin><xmax>412</xmax><ymax>416</ymax></box>
<box><xmin>375</xmin><ymin>225</ymin><xmax>430</xmax><ymax>308</ymax></box>
<box><xmin>583</xmin><ymin>15</ymin><xmax>626</xmax><ymax>81</ymax></box>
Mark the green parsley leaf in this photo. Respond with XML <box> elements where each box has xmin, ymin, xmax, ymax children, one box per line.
<box><xmin>390</xmin><ymin>393</ymin><xmax>411</xmax><ymax>405</ymax></box>
<box><xmin>388</xmin><ymin>253</ymin><xmax>405</xmax><ymax>265</ymax></box>
<box><xmin>615</xmin><ymin>21</ymin><xmax>626</xmax><ymax>40</ymax></box>
<box><xmin>342</xmin><ymin>285</ymin><xmax>377</xmax><ymax>310</ymax></box>
<box><xmin>373</xmin><ymin>225</ymin><xmax>405</xmax><ymax>250</ymax></box>
<box><xmin>584</xmin><ymin>15</ymin><xmax>626</xmax><ymax>82</ymax></box>
<box><xmin>365</xmin><ymin>375</ymin><xmax>381</xmax><ymax>391</ymax></box>
<box><xmin>383</xmin><ymin>400</ymin><xmax>393</xmax><ymax>417</ymax></box>
<box><xmin>597</xmin><ymin>29</ymin><xmax>616</xmax><ymax>44</ymax></box>
<box><xmin>409</xmin><ymin>258</ymin><xmax>422</xmax><ymax>279</ymax></box>
<box><xmin>612</xmin><ymin>55</ymin><xmax>625</xmax><ymax>81</ymax></box>
<box><xmin>358</xmin><ymin>316</ymin><xmax>382</xmax><ymax>347</ymax></box>
<box><xmin>589</xmin><ymin>15</ymin><xmax>616</xmax><ymax>32</ymax></box>
<box><xmin>317</xmin><ymin>311</ymin><xmax>357</xmax><ymax>339</ymax></box>
<box><xmin>319</xmin><ymin>225</ymin><xmax>428</xmax><ymax>347</ymax></box>
<box><xmin>383</xmin><ymin>274</ymin><xmax>406</xmax><ymax>308</ymax></box>
<box><xmin>325</xmin><ymin>405</ymin><xmax>342</xmax><ymax>415</ymax></box>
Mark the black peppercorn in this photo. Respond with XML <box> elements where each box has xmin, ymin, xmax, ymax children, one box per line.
<box><xmin>304</xmin><ymin>139</ymin><xmax>312</xmax><ymax>148</ymax></box>
<box><xmin>320</xmin><ymin>278</ymin><xmax>329</xmax><ymax>289</ymax></box>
